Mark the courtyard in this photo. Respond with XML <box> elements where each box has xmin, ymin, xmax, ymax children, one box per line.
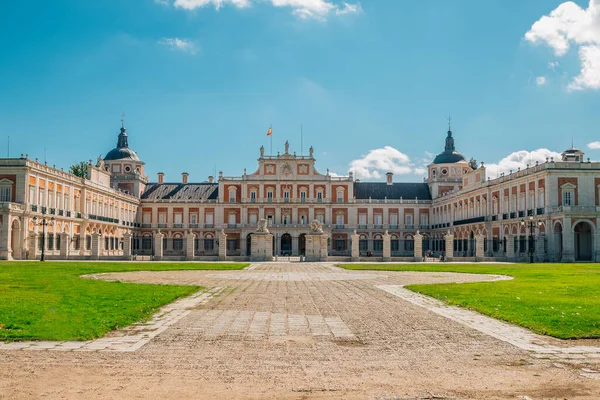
<box><xmin>1</xmin><ymin>262</ymin><xmax>599</xmax><ymax>399</ymax></box>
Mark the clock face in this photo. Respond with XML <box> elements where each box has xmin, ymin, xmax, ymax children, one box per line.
<box><xmin>282</xmin><ymin>163</ymin><xmax>292</xmax><ymax>176</ymax></box>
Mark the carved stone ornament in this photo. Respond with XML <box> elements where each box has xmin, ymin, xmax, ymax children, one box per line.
<box><xmin>256</xmin><ymin>219</ymin><xmax>270</xmax><ymax>233</ymax></box>
<box><xmin>309</xmin><ymin>220</ymin><xmax>324</xmax><ymax>234</ymax></box>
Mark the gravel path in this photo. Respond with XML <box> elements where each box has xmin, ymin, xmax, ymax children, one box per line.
<box><xmin>1</xmin><ymin>262</ymin><xmax>599</xmax><ymax>399</ymax></box>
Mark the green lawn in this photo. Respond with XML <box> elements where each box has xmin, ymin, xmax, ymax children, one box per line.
<box><xmin>0</xmin><ymin>261</ymin><xmax>248</xmax><ymax>341</ymax></box>
<box><xmin>340</xmin><ymin>263</ymin><xmax>600</xmax><ymax>340</ymax></box>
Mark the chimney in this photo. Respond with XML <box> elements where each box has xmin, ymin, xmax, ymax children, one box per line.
<box><xmin>208</xmin><ymin>175</ymin><xmax>214</xmax><ymax>183</ymax></box>
<box><xmin>182</xmin><ymin>172</ymin><xmax>189</xmax><ymax>184</ymax></box>
<box><xmin>158</xmin><ymin>172</ymin><xmax>164</xmax><ymax>184</ymax></box>
<box><xmin>386</xmin><ymin>172</ymin><xmax>393</xmax><ymax>185</ymax></box>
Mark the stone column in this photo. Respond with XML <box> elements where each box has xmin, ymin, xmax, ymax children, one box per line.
<box><xmin>561</xmin><ymin>218</ymin><xmax>574</xmax><ymax>262</ymax></box>
<box><xmin>444</xmin><ymin>232</ymin><xmax>454</xmax><ymax>261</ymax></box>
<box><xmin>535</xmin><ymin>234</ymin><xmax>545</xmax><ymax>262</ymax></box>
<box><xmin>28</xmin><ymin>233</ymin><xmax>39</xmax><ymax>260</ymax></box>
<box><xmin>122</xmin><ymin>231</ymin><xmax>132</xmax><ymax>260</ymax></box>
<box><xmin>351</xmin><ymin>231</ymin><xmax>360</xmax><ymax>261</ymax></box>
<box><xmin>186</xmin><ymin>232</ymin><xmax>195</xmax><ymax>261</ymax></box>
<box><xmin>91</xmin><ymin>232</ymin><xmax>101</xmax><ymax>260</ymax></box>
<box><xmin>506</xmin><ymin>234</ymin><xmax>515</xmax><ymax>261</ymax></box>
<box><xmin>60</xmin><ymin>232</ymin><xmax>70</xmax><ymax>259</ymax></box>
<box><xmin>475</xmin><ymin>234</ymin><xmax>484</xmax><ymax>260</ymax></box>
<box><xmin>251</xmin><ymin>233</ymin><xmax>274</xmax><ymax>261</ymax></box>
<box><xmin>413</xmin><ymin>231</ymin><xmax>423</xmax><ymax>262</ymax></box>
<box><xmin>153</xmin><ymin>231</ymin><xmax>164</xmax><ymax>261</ymax></box>
<box><xmin>219</xmin><ymin>230</ymin><xmax>227</xmax><ymax>261</ymax></box>
<box><xmin>0</xmin><ymin>219</ymin><xmax>12</xmax><ymax>260</ymax></box>
<box><xmin>382</xmin><ymin>230</ymin><xmax>391</xmax><ymax>262</ymax></box>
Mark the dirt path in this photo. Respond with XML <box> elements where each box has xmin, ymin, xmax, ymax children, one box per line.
<box><xmin>1</xmin><ymin>263</ymin><xmax>599</xmax><ymax>399</ymax></box>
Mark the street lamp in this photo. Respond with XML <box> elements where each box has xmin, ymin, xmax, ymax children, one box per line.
<box><xmin>520</xmin><ymin>216</ymin><xmax>542</xmax><ymax>263</ymax></box>
<box><xmin>32</xmin><ymin>215</ymin><xmax>55</xmax><ymax>262</ymax></box>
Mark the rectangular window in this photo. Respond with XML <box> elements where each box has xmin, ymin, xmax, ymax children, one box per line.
<box><xmin>359</xmin><ymin>214</ymin><xmax>367</xmax><ymax>225</ymax></box>
<box><xmin>39</xmin><ymin>190</ymin><xmax>45</xmax><ymax>206</ymax></box>
<box><xmin>250</xmin><ymin>191</ymin><xmax>257</xmax><ymax>201</ymax></box>
<box><xmin>405</xmin><ymin>214</ymin><xmax>413</xmax><ymax>226</ymax></box>
<box><xmin>190</xmin><ymin>214</ymin><xmax>198</xmax><ymax>224</ymax></box>
<box><xmin>336</xmin><ymin>192</ymin><xmax>343</xmax><ymax>203</ymax></box>
<box><xmin>300</xmin><ymin>192</ymin><xmax>306</xmax><ymax>202</ymax></box>
<box><xmin>0</xmin><ymin>187</ymin><xmax>11</xmax><ymax>202</ymax></box>
<box><xmin>174</xmin><ymin>214</ymin><xmax>183</xmax><ymax>224</ymax></box>
<box><xmin>316</xmin><ymin>214</ymin><xmax>324</xmax><ymax>223</ymax></box>
<box><xmin>229</xmin><ymin>192</ymin><xmax>236</xmax><ymax>202</ymax></box>
<box><xmin>159</xmin><ymin>213</ymin><xmax>166</xmax><ymax>224</ymax></box>
<box><xmin>48</xmin><ymin>191</ymin><xmax>54</xmax><ymax>208</ymax></box>
<box><xmin>29</xmin><ymin>186</ymin><xmax>35</xmax><ymax>204</ymax></box>
<box><xmin>267</xmin><ymin>215</ymin><xmax>273</xmax><ymax>225</ymax></box>
<box><xmin>249</xmin><ymin>214</ymin><xmax>258</xmax><ymax>224</ymax></box>
<box><xmin>374</xmin><ymin>215</ymin><xmax>383</xmax><ymax>225</ymax></box>
<box><xmin>390</xmin><ymin>214</ymin><xmax>398</xmax><ymax>225</ymax></box>
<box><xmin>317</xmin><ymin>192</ymin><xmax>323</xmax><ymax>201</ymax></box>
<box><xmin>206</xmin><ymin>213</ymin><xmax>214</xmax><ymax>225</ymax></box>
<box><xmin>284</xmin><ymin>191</ymin><xmax>290</xmax><ymax>202</ymax></box>
<box><xmin>143</xmin><ymin>213</ymin><xmax>151</xmax><ymax>224</ymax></box>
<box><xmin>204</xmin><ymin>239</ymin><xmax>214</xmax><ymax>251</ymax></box>
<box><xmin>563</xmin><ymin>191</ymin><xmax>573</xmax><ymax>206</ymax></box>
<box><xmin>228</xmin><ymin>213</ymin><xmax>236</xmax><ymax>225</ymax></box>
<box><xmin>420</xmin><ymin>215</ymin><xmax>428</xmax><ymax>226</ymax></box>
<box><xmin>336</xmin><ymin>215</ymin><xmax>344</xmax><ymax>225</ymax></box>
<box><xmin>267</xmin><ymin>192</ymin><xmax>273</xmax><ymax>202</ymax></box>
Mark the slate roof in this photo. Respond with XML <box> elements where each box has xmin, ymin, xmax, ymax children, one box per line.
<box><xmin>353</xmin><ymin>182</ymin><xmax>432</xmax><ymax>201</ymax></box>
<box><xmin>141</xmin><ymin>183</ymin><xmax>219</xmax><ymax>201</ymax></box>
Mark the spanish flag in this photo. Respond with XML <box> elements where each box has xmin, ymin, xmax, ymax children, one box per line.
<box><xmin>266</xmin><ymin>127</ymin><xmax>272</xmax><ymax>136</ymax></box>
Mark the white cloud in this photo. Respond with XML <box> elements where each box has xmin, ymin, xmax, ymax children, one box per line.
<box><xmin>158</xmin><ymin>37</ymin><xmax>198</xmax><ymax>54</ymax></box>
<box><xmin>548</xmin><ymin>60</ymin><xmax>560</xmax><ymax>69</ymax></box>
<box><xmin>524</xmin><ymin>0</ymin><xmax>600</xmax><ymax>90</ymax></box>
<box><xmin>568</xmin><ymin>44</ymin><xmax>600</xmax><ymax>90</ymax></box>
<box><xmin>588</xmin><ymin>141</ymin><xmax>600</xmax><ymax>149</ymax></box>
<box><xmin>484</xmin><ymin>148</ymin><xmax>563</xmax><ymax>178</ymax></box>
<box><xmin>536</xmin><ymin>76</ymin><xmax>547</xmax><ymax>85</ymax></box>
<box><xmin>172</xmin><ymin>0</ymin><xmax>361</xmax><ymax>20</ymax></box>
<box><xmin>349</xmin><ymin>146</ymin><xmax>426</xmax><ymax>179</ymax></box>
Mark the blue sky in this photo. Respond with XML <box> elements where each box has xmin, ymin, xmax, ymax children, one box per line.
<box><xmin>1</xmin><ymin>0</ymin><xmax>599</xmax><ymax>182</ymax></box>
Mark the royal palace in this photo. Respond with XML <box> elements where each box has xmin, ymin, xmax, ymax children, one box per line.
<box><xmin>0</xmin><ymin>121</ymin><xmax>599</xmax><ymax>262</ymax></box>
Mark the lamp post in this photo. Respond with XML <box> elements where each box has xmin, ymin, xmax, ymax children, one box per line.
<box><xmin>32</xmin><ymin>215</ymin><xmax>55</xmax><ymax>262</ymax></box>
<box><xmin>520</xmin><ymin>216</ymin><xmax>542</xmax><ymax>263</ymax></box>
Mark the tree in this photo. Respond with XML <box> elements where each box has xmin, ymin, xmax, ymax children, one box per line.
<box><xmin>70</xmin><ymin>161</ymin><xmax>88</xmax><ymax>178</ymax></box>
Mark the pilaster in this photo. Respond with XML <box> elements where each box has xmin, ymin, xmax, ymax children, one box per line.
<box><xmin>60</xmin><ymin>232</ymin><xmax>70</xmax><ymax>259</ymax></box>
<box><xmin>506</xmin><ymin>234</ymin><xmax>515</xmax><ymax>261</ymax></box>
<box><xmin>382</xmin><ymin>231</ymin><xmax>391</xmax><ymax>262</ymax></box>
<box><xmin>186</xmin><ymin>232</ymin><xmax>195</xmax><ymax>261</ymax></box>
<box><xmin>154</xmin><ymin>231</ymin><xmax>164</xmax><ymax>261</ymax></box>
<box><xmin>91</xmin><ymin>232</ymin><xmax>101</xmax><ymax>260</ymax></box>
<box><xmin>351</xmin><ymin>231</ymin><xmax>360</xmax><ymax>261</ymax></box>
<box><xmin>444</xmin><ymin>232</ymin><xmax>454</xmax><ymax>261</ymax></box>
<box><xmin>219</xmin><ymin>230</ymin><xmax>227</xmax><ymax>261</ymax></box>
<box><xmin>475</xmin><ymin>234</ymin><xmax>484</xmax><ymax>260</ymax></box>
<box><xmin>413</xmin><ymin>231</ymin><xmax>423</xmax><ymax>262</ymax></box>
<box><xmin>122</xmin><ymin>231</ymin><xmax>132</xmax><ymax>260</ymax></box>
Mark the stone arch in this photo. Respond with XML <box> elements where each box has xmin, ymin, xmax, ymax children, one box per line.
<box><xmin>573</xmin><ymin>220</ymin><xmax>593</xmax><ymax>261</ymax></box>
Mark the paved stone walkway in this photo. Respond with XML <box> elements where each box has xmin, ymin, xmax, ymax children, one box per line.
<box><xmin>1</xmin><ymin>262</ymin><xmax>599</xmax><ymax>399</ymax></box>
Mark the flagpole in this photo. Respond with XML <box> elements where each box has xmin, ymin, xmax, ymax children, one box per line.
<box><xmin>300</xmin><ymin>124</ymin><xmax>303</xmax><ymax>156</ymax></box>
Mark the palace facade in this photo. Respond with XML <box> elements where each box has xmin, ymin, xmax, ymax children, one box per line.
<box><xmin>1</xmin><ymin>121</ymin><xmax>598</xmax><ymax>262</ymax></box>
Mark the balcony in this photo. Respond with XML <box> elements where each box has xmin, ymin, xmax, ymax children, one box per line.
<box><xmin>518</xmin><ymin>211</ymin><xmax>525</xmax><ymax>218</ymax></box>
<box><xmin>502</xmin><ymin>213</ymin><xmax>508</xmax><ymax>220</ymax></box>
<box><xmin>536</xmin><ymin>207</ymin><xmax>545</xmax><ymax>215</ymax></box>
<box><xmin>389</xmin><ymin>224</ymin><xmax>399</xmax><ymax>229</ymax></box>
<box><xmin>334</xmin><ymin>224</ymin><xmax>345</xmax><ymax>229</ymax></box>
<box><xmin>205</xmin><ymin>224</ymin><xmax>214</xmax><ymax>229</ymax></box>
<box><xmin>358</xmin><ymin>224</ymin><xmax>368</xmax><ymax>229</ymax></box>
<box><xmin>173</xmin><ymin>224</ymin><xmax>184</xmax><ymax>229</ymax></box>
<box><xmin>452</xmin><ymin>216</ymin><xmax>485</xmax><ymax>226</ymax></box>
<box><xmin>31</xmin><ymin>204</ymin><xmax>38</xmax><ymax>212</ymax></box>
<box><xmin>374</xmin><ymin>225</ymin><xmax>384</xmax><ymax>229</ymax></box>
<box><xmin>189</xmin><ymin>223</ymin><xmax>199</xmax><ymax>229</ymax></box>
<box><xmin>66</xmin><ymin>211</ymin><xmax>71</xmax><ymax>217</ymax></box>
<box><xmin>510</xmin><ymin>212</ymin><xmax>516</xmax><ymax>219</ymax></box>
<box><xmin>527</xmin><ymin>209</ymin><xmax>534</xmax><ymax>216</ymax></box>
<box><xmin>75</xmin><ymin>212</ymin><xmax>82</xmax><ymax>219</ymax></box>
<box><xmin>157</xmin><ymin>224</ymin><xmax>167</xmax><ymax>229</ymax></box>
<box><xmin>491</xmin><ymin>215</ymin><xmax>498</xmax><ymax>221</ymax></box>
<box><xmin>227</xmin><ymin>224</ymin><xmax>239</xmax><ymax>229</ymax></box>
<box><xmin>405</xmin><ymin>224</ymin><xmax>415</xmax><ymax>230</ymax></box>
<box><xmin>142</xmin><ymin>224</ymin><xmax>152</xmax><ymax>228</ymax></box>
<box><xmin>419</xmin><ymin>225</ymin><xmax>430</xmax><ymax>230</ymax></box>
<box><xmin>58</xmin><ymin>209</ymin><xmax>64</xmax><ymax>216</ymax></box>
<box><xmin>49</xmin><ymin>208</ymin><xmax>56</xmax><ymax>215</ymax></box>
